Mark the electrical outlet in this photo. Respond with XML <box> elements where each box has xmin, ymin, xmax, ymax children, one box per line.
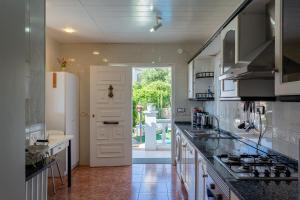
<box><xmin>177</xmin><ymin>108</ymin><xmax>186</xmax><ymax>113</ymax></box>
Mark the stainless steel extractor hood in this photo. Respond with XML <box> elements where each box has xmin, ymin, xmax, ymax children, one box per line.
<box><xmin>219</xmin><ymin>40</ymin><xmax>275</xmax><ymax>80</ymax></box>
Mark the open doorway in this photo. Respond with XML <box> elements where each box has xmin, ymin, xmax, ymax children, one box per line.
<box><xmin>132</xmin><ymin>67</ymin><xmax>172</xmax><ymax>164</ymax></box>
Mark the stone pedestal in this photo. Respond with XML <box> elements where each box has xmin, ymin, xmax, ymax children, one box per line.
<box><xmin>144</xmin><ymin>110</ymin><xmax>158</xmax><ymax>151</ymax></box>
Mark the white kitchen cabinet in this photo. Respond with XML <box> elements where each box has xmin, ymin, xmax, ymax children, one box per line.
<box><xmin>197</xmin><ymin>152</ymin><xmax>208</xmax><ymax>200</ymax></box>
<box><xmin>188</xmin><ymin>60</ymin><xmax>195</xmax><ymax>98</ymax></box>
<box><xmin>275</xmin><ymin>0</ymin><xmax>300</xmax><ymax>96</ymax></box>
<box><xmin>186</xmin><ymin>142</ymin><xmax>196</xmax><ymax>200</ymax></box>
<box><xmin>180</xmin><ymin>134</ymin><xmax>196</xmax><ymax>200</ymax></box>
<box><xmin>175</xmin><ymin>127</ymin><xmax>182</xmax><ymax>176</ymax></box>
<box><xmin>181</xmin><ymin>136</ymin><xmax>187</xmax><ymax>183</ymax></box>
<box><xmin>220</xmin><ymin>10</ymin><xmax>270</xmax><ymax>99</ymax></box>
<box><xmin>25</xmin><ymin>0</ymin><xmax>46</xmax><ymax>136</ymax></box>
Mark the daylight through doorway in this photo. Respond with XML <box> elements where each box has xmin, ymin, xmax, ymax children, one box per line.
<box><xmin>132</xmin><ymin>67</ymin><xmax>172</xmax><ymax>164</ymax></box>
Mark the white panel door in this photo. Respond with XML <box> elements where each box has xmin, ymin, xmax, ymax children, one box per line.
<box><xmin>90</xmin><ymin>66</ymin><xmax>132</xmax><ymax>166</ymax></box>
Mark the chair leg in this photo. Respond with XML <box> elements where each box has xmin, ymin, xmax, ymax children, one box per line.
<box><xmin>56</xmin><ymin>160</ymin><xmax>64</xmax><ymax>185</ymax></box>
<box><xmin>50</xmin><ymin>165</ymin><xmax>56</xmax><ymax>194</ymax></box>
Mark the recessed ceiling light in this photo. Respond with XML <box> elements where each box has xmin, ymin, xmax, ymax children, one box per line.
<box><xmin>92</xmin><ymin>51</ymin><xmax>100</xmax><ymax>55</ymax></box>
<box><xmin>149</xmin><ymin>5</ymin><xmax>154</xmax><ymax>11</ymax></box>
<box><xmin>25</xmin><ymin>27</ymin><xmax>30</xmax><ymax>33</ymax></box>
<box><xmin>103</xmin><ymin>58</ymin><xmax>108</xmax><ymax>63</ymax></box>
<box><xmin>69</xmin><ymin>58</ymin><xmax>76</xmax><ymax>62</ymax></box>
<box><xmin>63</xmin><ymin>27</ymin><xmax>76</xmax><ymax>33</ymax></box>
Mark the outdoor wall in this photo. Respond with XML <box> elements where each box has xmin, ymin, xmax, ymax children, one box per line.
<box><xmin>47</xmin><ymin>41</ymin><xmax>201</xmax><ymax>165</ymax></box>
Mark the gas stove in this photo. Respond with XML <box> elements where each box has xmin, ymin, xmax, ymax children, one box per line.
<box><xmin>214</xmin><ymin>153</ymin><xmax>298</xmax><ymax>180</ymax></box>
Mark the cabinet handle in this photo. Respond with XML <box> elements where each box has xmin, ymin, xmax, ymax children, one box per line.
<box><xmin>182</xmin><ymin>144</ymin><xmax>187</xmax><ymax>147</ymax></box>
<box><xmin>272</xmin><ymin>68</ymin><xmax>279</xmax><ymax>74</ymax></box>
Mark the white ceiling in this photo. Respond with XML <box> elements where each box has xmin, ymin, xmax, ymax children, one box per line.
<box><xmin>46</xmin><ymin>0</ymin><xmax>243</xmax><ymax>43</ymax></box>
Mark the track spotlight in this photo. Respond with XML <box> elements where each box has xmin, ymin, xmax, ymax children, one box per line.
<box><xmin>150</xmin><ymin>16</ymin><xmax>162</xmax><ymax>32</ymax></box>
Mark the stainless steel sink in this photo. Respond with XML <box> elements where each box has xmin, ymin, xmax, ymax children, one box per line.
<box><xmin>184</xmin><ymin>129</ymin><xmax>233</xmax><ymax>139</ymax></box>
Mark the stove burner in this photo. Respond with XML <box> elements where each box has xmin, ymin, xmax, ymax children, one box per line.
<box><xmin>253</xmin><ymin>169</ymin><xmax>260</xmax><ymax>177</ymax></box>
<box><xmin>272</xmin><ymin>165</ymin><xmax>287</xmax><ymax>172</ymax></box>
<box><xmin>264</xmin><ymin>169</ymin><xmax>270</xmax><ymax>177</ymax></box>
<box><xmin>228</xmin><ymin>155</ymin><xmax>241</xmax><ymax>163</ymax></box>
<box><xmin>274</xmin><ymin>170</ymin><xmax>281</xmax><ymax>177</ymax></box>
<box><xmin>214</xmin><ymin>153</ymin><xmax>298</xmax><ymax>180</ymax></box>
<box><xmin>239</xmin><ymin>164</ymin><xmax>252</xmax><ymax>172</ymax></box>
<box><xmin>257</xmin><ymin>156</ymin><xmax>271</xmax><ymax>163</ymax></box>
<box><xmin>285</xmin><ymin>169</ymin><xmax>291</xmax><ymax>177</ymax></box>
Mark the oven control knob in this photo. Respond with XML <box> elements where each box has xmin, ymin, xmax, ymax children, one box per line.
<box><xmin>253</xmin><ymin>170</ymin><xmax>259</xmax><ymax>177</ymax></box>
<box><xmin>264</xmin><ymin>169</ymin><xmax>270</xmax><ymax>177</ymax></box>
<box><xmin>210</xmin><ymin>183</ymin><xmax>216</xmax><ymax>190</ymax></box>
<box><xmin>285</xmin><ymin>169</ymin><xmax>291</xmax><ymax>177</ymax></box>
<box><xmin>274</xmin><ymin>170</ymin><xmax>281</xmax><ymax>177</ymax></box>
<box><xmin>216</xmin><ymin>194</ymin><xmax>223</xmax><ymax>200</ymax></box>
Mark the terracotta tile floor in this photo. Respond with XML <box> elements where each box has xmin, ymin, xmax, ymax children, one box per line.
<box><xmin>48</xmin><ymin>164</ymin><xmax>188</xmax><ymax>200</ymax></box>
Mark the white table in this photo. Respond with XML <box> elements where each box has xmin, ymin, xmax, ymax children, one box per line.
<box><xmin>48</xmin><ymin>134</ymin><xmax>73</xmax><ymax>187</ymax></box>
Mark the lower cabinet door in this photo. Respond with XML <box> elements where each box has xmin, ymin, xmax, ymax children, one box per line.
<box><xmin>181</xmin><ymin>137</ymin><xmax>187</xmax><ymax>182</ymax></box>
<box><xmin>197</xmin><ymin>155</ymin><xmax>208</xmax><ymax>200</ymax></box>
<box><xmin>187</xmin><ymin>143</ymin><xmax>196</xmax><ymax>200</ymax></box>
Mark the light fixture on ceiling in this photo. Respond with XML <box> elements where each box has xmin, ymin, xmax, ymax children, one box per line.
<box><xmin>63</xmin><ymin>27</ymin><xmax>76</xmax><ymax>33</ymax></box>
<box><xmin>92</xmin><ymin>51</ymin><xmax>100</xmax><ymax>55</ymax></box>
<box><xmin>102</xmin><ymin>58</ymin><xmax>108</xmax><ymax>63</ymax></box>
<box><xmin>25</xmin><ymin>27</ymin><xmax>30</xmax><ymax>33</ymax></box>
<box><xmin>150</xmin><ymin>16</ymin><xmax>162</xmax><ymax>32</ymax></box>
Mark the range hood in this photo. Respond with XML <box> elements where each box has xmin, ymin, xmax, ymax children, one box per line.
<box><xmin>219</xmin><ymin>40</ymin><xmax>275</xmax><ymax>80</ymax></box>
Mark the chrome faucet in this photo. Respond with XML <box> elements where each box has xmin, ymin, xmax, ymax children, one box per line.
<box><xmin>203</xmin><ymin>113</ymin><xmax>220</xmax><ymax>136</ymax></box>
<box><xmin>211</xmin><ymin>114</ymin><xmax>220</xmax><ymax>136</ymax></box>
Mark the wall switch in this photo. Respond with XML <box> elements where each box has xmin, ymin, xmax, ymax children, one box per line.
<box><xmin>177</xmin><ymin>108</ymin><xmax>186</xmax><ymax>113</ymax></box>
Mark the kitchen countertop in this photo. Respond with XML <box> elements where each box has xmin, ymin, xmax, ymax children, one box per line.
<box><xmin>26</xmin><ymin>134</ymin><xmax>73</xmax><ymax>181</ymax></box>
<box><xmin>175</xmin><ymin>121</ymin><xmax>299</xmax><ymax>200</ymax></box>
<box><xmin>26</xmin><ymin>158</ymin><xmax>54</xmax><ymax>181</ymax></box>
<box><xmin>48</xmin><ymin>134</ymin><xmax>73</xmax><ymax>149</ymax></box>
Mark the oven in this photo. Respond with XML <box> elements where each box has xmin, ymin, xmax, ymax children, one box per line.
<box><xmin>198</xmin><ymin>154</ymin><xmax>230</xmax><ymax>200</ymax></box>
<box><xmin>206</xmin><ymin>174</ymin><xmax>229</xmax><ymax>200</ymax></box>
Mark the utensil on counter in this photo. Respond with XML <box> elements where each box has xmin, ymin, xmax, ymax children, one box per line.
<box><xmin>238</xmin><ymin>102</ymin><xmax>247</xmax><ymax>129</ymax></box>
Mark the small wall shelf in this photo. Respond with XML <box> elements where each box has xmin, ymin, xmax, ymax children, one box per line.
<box><xmin>195</xmin><ymin>72</ymin><xmax>214</xmax><ymax>79</ymax></box>
<box><xmin>188</xmin><ymin>92</ymin><xmax>214</xmax><ymax>101</ymax></box>
<box><xmin>188</xmin><ymin>97</ymin><xmax>215</xmax><ymax>101</ymax></box>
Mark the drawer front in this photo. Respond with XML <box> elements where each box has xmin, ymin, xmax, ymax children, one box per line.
<box><xmin>52</xmin><ymin>143</ymin><xmax>66</xmax><ymax>155</ymax></box>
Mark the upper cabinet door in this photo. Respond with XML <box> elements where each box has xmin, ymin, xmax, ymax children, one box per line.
<box><xmin>188</xmin><ymin>61</ymin><xmax>195</xmax><ymax>98</ymax></box>
<box><xmin>25</xmin><ymin>0</ymin><xmax>45</xmax><ymax>135</ymax></box>
<box><xmin>275</xmin><ymin>0</ymin><xmax>300</xmax><ymax>95</ymax></box>
<box><xmin>220</xmin><ymin>19</ymin><xmax>238</xmax><ymax>98</ymax></box>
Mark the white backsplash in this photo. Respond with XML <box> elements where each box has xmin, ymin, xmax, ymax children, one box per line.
<box><xmin>195</xmin><ymin>53</ymin><xmax>300</xmax><ymax>160</ymax></box>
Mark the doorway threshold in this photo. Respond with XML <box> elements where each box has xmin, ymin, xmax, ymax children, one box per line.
<box><xmin>133</xmin><ymin>158</ymin><xmax>171</xmax><ymax>164</ymax></box>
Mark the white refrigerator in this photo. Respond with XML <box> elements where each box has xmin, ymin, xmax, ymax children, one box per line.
<box><xmin>46</xmin><ymin>72</ymin><xmax>79</xmax><ymax>174</ymax></box>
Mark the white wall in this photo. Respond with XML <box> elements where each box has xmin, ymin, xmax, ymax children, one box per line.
<box><xmin>46</xmin><ymin>35</ymin><xmax>61</xmax><ymax>71</ymax></box>
<box><xmin>46</xmin><ymin>41</ymin><xmax>201</xmax><ymax>165</ymax></box>
<box><xmin>0</xmin><ymin>1</ymin><xmax>26</xmax><ymax>199</ymax></box>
